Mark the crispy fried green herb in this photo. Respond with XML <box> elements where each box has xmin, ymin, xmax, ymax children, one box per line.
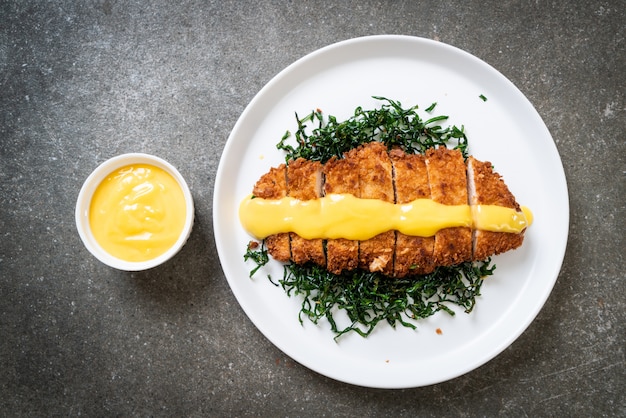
<box><xmin>244</xmin><ymin>97</ymin><xmax>497</xmax><ymax>339</ymax></box>
<box><xmin>279</xmin><ymin>259</ymin><xmax>494</xmax><ymax>340</ymax></box>
<box><xmin>425</xmin><ymin>102</ymin><xmax>437</xmax><ymax>112</ymax></box>
<box><xmin>244</xmin><ymin>241</ymin><xmax>269</xmax><ymax>278</ymax></box>
<box><xmin>277</xmin><ymin>96</ymin><xmax>468</xmax><ymax>163</ymax></box>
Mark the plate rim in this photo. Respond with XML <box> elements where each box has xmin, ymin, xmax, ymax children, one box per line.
<box><xmin>213</xmin><ymin>34</ymin><xmax>569</xmax><ymax>388</ymax></box>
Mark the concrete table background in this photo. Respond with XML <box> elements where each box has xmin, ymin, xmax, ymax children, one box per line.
<box><xmin>1</xmin><ymin>1</ymin><xmax>624</xmax><ymax>416</ymax></box>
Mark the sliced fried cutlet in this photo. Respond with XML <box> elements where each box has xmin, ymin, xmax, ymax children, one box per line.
<box><xmin>356</xmin><ymin>142</ymin><xmax>396</xmax><ymax>276</ymax></box>
<box><xmin>252</xmin><ymin>164</ymin><xmax>290</xmax><ymax>262</ymax></box>
<box><xmin>425</xmin><ymin>147</ymin><xmax>472</xmax><ymax>267</ymax></box>
<box><xmin>467</xmin><ymin>156</ymin><xmax>525</xmax><ymax>261</ymax></box>
<box><xmin>287</xmin><ymin>158</ymin><xmax>326</xmax><ymax>267</ymax></box>
<box><xmin>389</xmin><ymin>149</ymin><xmax>436</xmax><ymax>276</ymax></box>
<box><xmin>323</xmin><ymin>154</ymin><xmax>360</xmax><ymax>274</ymax></box>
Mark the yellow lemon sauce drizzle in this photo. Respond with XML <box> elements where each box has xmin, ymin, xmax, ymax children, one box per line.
<box><xmin>89</xmin><ymin>164</ymin><xmax>186</xmax><ymax>262</ymax></box>
<box><xmin>239</xmin><ymin>194</ymin><xmax>532</xmax><ymax>240</ymax></box>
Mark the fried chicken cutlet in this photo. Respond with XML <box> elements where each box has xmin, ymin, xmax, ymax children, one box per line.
<box><xmin>425</xmin><ymin>147</ymin><xmax>473</xmax><ymax>267</ymax></box>
<box><xmin>249</xmin><ymin>142</ymin><xmax>528</xmax><ymax>277</ymax></box>
<box><xmin>252</xmin><ymin>164</ymin><xmax>290</xmax><ymax>262</ymax></box>
<box><xmin>467</xmin><ymin>156</ymin><xmax>525</xmax><ymax>260</ymax></box>
<box><xmin>323</xmin><ymin>154</ymin><xmax>359</xmax><ymax>274</ymax></box>
<box><xmin>389</xmin><ymin>149</ymin><xmax>435</xmax><ymax>277</ymax></box>
<box><xmin>287</xmin><ymin>158</ymin><xmax>325</xmax><ymax>267</ymax></box>
<box><xmin>354</xmin><ymin>142</ymin><xmax>395</xmax><ymax>276</ymax></box>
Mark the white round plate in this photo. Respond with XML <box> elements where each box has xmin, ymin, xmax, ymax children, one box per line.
<box><xmin>213</xmin><ymin>35</ymin><xmax>569</xmax><ymax>388</ymax></box>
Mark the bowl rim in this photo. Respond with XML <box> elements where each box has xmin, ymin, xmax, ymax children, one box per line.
<box><xmin>75</xmin><ymin>153</ymin><xmax>194</xmax><ymax>271</ymax></box>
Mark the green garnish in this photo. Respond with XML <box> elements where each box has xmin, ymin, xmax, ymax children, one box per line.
<box><xmin>244</xmin><ymin>241</ymin><xmax>269</xmax><ymax>278</ymax></box>
<box><xmin>277</xmin><ymin>96</ymin><xmax>468</xmax><ymax>163</ymax></box>
<box><xmin>479</xmin><ymin>94</ymin><xmax>488</xmax><ymax>102</ymax></box>
<box><xmin>280</xmin><ymin>259</ymin><xmax>494</xmax><ymax>340</ymax></box>
<box><xmin>244</xmin><ymin>97</ymin><xmax>496</xmax><ymax>339</ymax></box>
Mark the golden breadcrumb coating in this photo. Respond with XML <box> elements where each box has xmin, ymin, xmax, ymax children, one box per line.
<box><xmin>287</xmin><ymin>158</ymin><xmax>325</xmax><ymax>267</ymax></box>
<box><xmin>251</xmin><ymin>142</ymin><xmax>527</xmax><ymax>277</ymax></box>
<box><xmin>425</xmin><ymin>147</ymin><xmax>472</xmax><ymax>267</ymax></box>
<box><xmin>354</xmin><ymin>142</ymin><xmax>395</xmax><ymax>276</ymax></box>
<box><xmin>390</xmin><ymin>148</ymin><xmax>435</xmax><ymax>276</ymax></box>
<box><xmin>467</xmin><ymin>156</ymin><xmax>525</xmax><ymax>261</ymax></box>
<box><xmin>323</xmin><ymin>155</ymin><xmax>359</xmax><ymax>274</ymax></box>
<box><xmin>252</xmin><ymin>164</ymin><xmax>291</xmax><ymax>262</ymax></box>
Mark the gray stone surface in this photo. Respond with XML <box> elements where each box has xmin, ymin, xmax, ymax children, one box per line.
<box><xmin>1</xmin><ymin>0</ymin><xmax>624</xmax><ymax>416</ymax></box>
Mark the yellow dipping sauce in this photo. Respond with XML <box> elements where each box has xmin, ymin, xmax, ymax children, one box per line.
<box><xmin>89</xmin><ymin>164</ymin><xmax>187</xmax><ymax>262</ymax></box>
<box><xmin>239</xmin><ymin>194</ymin><xmax>532</xmax><ymax>240</ymax></box>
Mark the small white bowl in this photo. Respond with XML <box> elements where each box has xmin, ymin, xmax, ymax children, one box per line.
<box><xmin>75</xmin><ymin>153</ymin><xmax>194</xmax><ymax>271</ymax></box>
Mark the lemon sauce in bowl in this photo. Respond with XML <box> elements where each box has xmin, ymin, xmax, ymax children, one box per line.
<box><xmin>76</xmin><ymin>154</ymin><xmax>194</xmax><ymax>271</ymax></box>
<box><xmin>89</xmin><ymin>163</ymin><xmax>187</xmax><ymax>262</ymax></box>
